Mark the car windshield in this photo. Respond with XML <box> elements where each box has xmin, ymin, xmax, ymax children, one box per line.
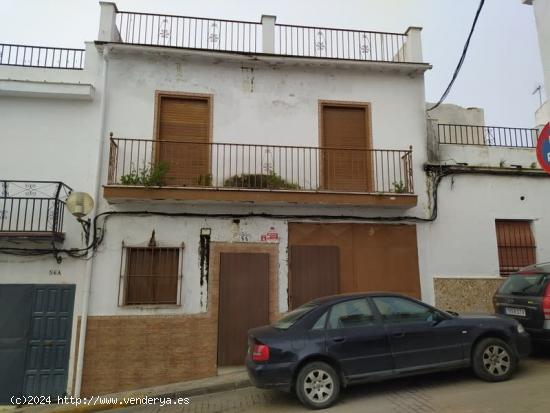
<box><xmin>272</xmin><ymin>302</ymin><xmax>318</xmax><ymax>330</ymax></box>
<box><xmin>499</xmin><ymin>274</ymin><xmax>548</xmax><ymax>296</ymax></box>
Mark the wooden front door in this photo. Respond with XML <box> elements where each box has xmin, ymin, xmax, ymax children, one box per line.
<box><xmin>321</xmin><ymin>104</ymin><xmax>372</xmax><ymax>191</ymax></box>
<box><xmin>289</xmin><ymin>245</ymin><xmax>340</xmax><ymax>309</ymax></box>
<box><xmin>156</xmin><ymin>94</ymin><xmax>211</xmax><ymax>187</ymax></box>
<box><xmin>218</xmin><ymin>253</ymin><xmax>269</xmax><ymax>366</ymax></box>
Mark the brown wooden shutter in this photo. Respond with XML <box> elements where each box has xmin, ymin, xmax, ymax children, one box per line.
<box><xmin>321</xmin><ymin>105</ymin><xmax>373</xmax><ymax>192</ymax></box>
<box><xmin>495</xmin><ymin>220</ymin><xmax>536</xmax><ymax>275</ymax></box>
<box><xmin>125</xmin><ymin>247</ymin><xmax>179</xmax><ymax>305</ymax></box>
<box><xmin>157</xmin><ymin>95</ymin><xmax>210</xmax><ymax>187</ymax></box>
<box><xmin>289</xmin><ymin>246</ymin><xmax>340</xmax><ymax>309</ymax></box>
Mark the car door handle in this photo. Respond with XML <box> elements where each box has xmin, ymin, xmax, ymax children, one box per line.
<box><xmin>332</xmin><ymin>337</ymin><xmax>346</xmax><ymax>343</ymax></box>
<box><xmin>391</xmin><ymin>332</ymin><xmax>405</xmax><ymax>338</ymax></box>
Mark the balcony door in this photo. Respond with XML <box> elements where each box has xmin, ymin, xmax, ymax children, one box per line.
<box><xmin>320</xmin><ymin>102</ymin><xmax>373</xmax><ymax>192</ymax></box>
<box><xmin>155</xmin><ymin>92</ymin><xmax>212</xmax><ymax>187</ymax></box>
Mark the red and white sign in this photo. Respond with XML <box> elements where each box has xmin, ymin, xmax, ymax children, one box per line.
<box><xmin>261</xmin><ymin>227</ymin><xmax>279</xmax><ymax>242</ymax></box>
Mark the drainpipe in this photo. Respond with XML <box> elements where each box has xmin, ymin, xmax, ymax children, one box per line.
<box><xmin>74</xmin><ymin>44</ymin><xmax>111</xmax><ymax>397</ymax></box>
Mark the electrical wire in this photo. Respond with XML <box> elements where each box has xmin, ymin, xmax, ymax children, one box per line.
<box><xmin>0</xmin><ymin>169</ymin><xmax>453</xmax><ymax>259</ymax></box>
<box><xmin>427</xmin><ymin>0</ymin><xmax>486</xmax><ymax>111</ymax></box>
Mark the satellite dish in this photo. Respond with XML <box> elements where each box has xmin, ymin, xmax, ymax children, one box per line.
<box><xmin>66</xmin><ymin>192</ymin><xmax>94</xmax><ymax>218</ymax></box>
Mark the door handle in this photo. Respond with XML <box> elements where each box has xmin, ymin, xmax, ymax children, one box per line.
<box><xmin>391</xmin><ymin>332</ymin><xmax>405</xmax><ymax>338</ymax></box>
<box><xmin>332</xmin><ymin>337</ymin><xmax>346</xmax><ymax>343</ymax></box>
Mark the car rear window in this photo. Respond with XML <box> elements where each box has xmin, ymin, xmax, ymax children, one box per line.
<box><xmin>499</xmin><ymin>274</ymin><xmax>548</xmax><ymax>296</ymax></box>
<box><xmin>272</xmin><ymin>302</ymin><xmax>318</xmax><ymax>330</ymax></box>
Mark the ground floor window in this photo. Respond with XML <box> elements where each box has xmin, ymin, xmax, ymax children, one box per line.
<box><xmin>121</xmin><ymin>246</ymin><xmax>182</xmax><ymax>305</ymax></box>
<box><xmin>495</xmin><ymin>220</ymin><xmax>536</xmax><ymax>276</ymax></box>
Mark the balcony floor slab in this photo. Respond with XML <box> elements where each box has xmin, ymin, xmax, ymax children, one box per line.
<box><xmin>103</xmin><ymin>185</ymin><xmax>417</xmax><ymax>208</ymax></box>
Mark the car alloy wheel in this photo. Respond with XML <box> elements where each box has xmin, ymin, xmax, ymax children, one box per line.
<box><xmin>296</xmin><ymin>361</ymin><xmax>340</xmax><ymax>409</ymax></box>
<box><xmin>482</xmin><ymin>345</ymin><xmax>511</xmax><ymax>376</ymax></box>
<box><xmin>303</xmin><ymin>369</ymin><xmax>334</xmax><ymax>404</ymax></box>
<box><xmin>472</xmin><ymin>337</ymin><xmax>517</xmax><ymax>382</ymax></box>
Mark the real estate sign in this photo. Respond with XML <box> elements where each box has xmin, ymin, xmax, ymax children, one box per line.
<box><xmin>537</xmin><ymin>122</ymin><xmax>550</xmax><ymax>174</ymax></box>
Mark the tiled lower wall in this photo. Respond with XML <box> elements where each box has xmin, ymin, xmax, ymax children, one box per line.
<box><xmin>434</xmin><ymin>277</ymin><xmax>504</xmax><ymax>314</ymax></box>
<box><xmin>80</xmin><ymin>315</ymin><xmax>217</xmax><ymax>396</ymax></box>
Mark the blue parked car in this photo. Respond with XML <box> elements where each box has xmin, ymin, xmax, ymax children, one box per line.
<box><xmin>246</xmin><ymin>292</ymin><xmax>531</xmax><ymax>409</ymax></box>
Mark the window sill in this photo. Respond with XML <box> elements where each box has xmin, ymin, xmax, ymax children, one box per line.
<box><xmin>120</xmin><ymin>304</ymin><xmax>181</xmax><ymax>309</ymax></box>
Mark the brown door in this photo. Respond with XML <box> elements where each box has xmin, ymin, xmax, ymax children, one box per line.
<box><xmin>218</xmin><ymin>253</ymin><xmax>269</xmax><ymax>366</ymax></box>
<box><xmin>352</xmin><ymin>224</ymin><xmax>421</xmax><ymax>298</ymax></box>
<box><xmin>289</xmin><ymin>246</ymin><xmax>340</xmax><ymax>309</ymax></box>
<box><xmin>321</xmin><ymin>104</ymin><xmax>372</xmax><ymax>192</ymax></box>
<box><xmin>156</xmin><ymin>94</ymin><xmax>211</xmax><ymax>187</ymax></box>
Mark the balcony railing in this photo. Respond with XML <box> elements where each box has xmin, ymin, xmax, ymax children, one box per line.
<box><xmin>116</xmin><ymin>11</ymin><xmax>262</xmax><ymax>53</ymax></box>
<box><xmin>107</xmin><ymin>137</ymin><xmax>414</xmax><ymax>195</ymax></box>
<box><xmin>0</xmin><ymin>181</ymin><xmax>72</xmax><ymax>240</ymax></box>
<box><xmin>438</xmin><ymin>124</ymin><xmax>538</xmax><ymax>148</ymax></box>
<box><xmin>275</xmin><ymin>24</ymin><xmax>406</xmax><ymax>62</ymax></box>
<box><xmin>0</xmin><ymin>43</ymin><xmax>85</xmax><ymax>69</ymax></box>
<box><xmin>114</xmin><ymin>10</ymin><xmax>411</xmax><ymax>63</ymax></box>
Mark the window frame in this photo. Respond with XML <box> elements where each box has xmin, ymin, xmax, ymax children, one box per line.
<box><xmin>118</xmin><ymin>243</ymin><xmax>184</xmax><ymax>307</ymax></box>
<box><xmin>369</xmin><ymin>295</ymin><xmax>446</xmax><ymax>325</ymax></box>
<box><xmin>495</xmin><ymin>220</ymin><xmax>536</xmax><ymax>276</ymax></box>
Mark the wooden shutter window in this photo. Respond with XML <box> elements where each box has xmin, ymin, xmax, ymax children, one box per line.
<box><xmin>495</xmin><ymin>220</ymin><xmax>536</xmax><ymax>276</ymax></box>
<box><xmin>125</xmin><ymin>247</ymin><xmax>180</xmax><ymax>305</ymax></box>
<box><xmin>156</xmin><ymin>95</ymin><xmax>211</xmax><ymax>187</ymax></box>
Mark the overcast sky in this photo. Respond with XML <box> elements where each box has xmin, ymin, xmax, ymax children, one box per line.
<box><xmin>1</xmin><ymin>0</ymin><xmax>543</xmax><ymax>127</ymax></box>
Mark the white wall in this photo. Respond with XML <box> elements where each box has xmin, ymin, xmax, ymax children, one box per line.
<box><xmin>86</xmin><ymin>45</ymin><xmax>430</xmax><ymax>316</ymax></box>
<box><xmin>418</xmin><ymin>173</ymin><xmax>550</xmax><ymax>304</ymax></box>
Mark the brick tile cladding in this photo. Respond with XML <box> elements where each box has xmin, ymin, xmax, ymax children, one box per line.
<box><xmin>78</xmin><ymin>242</ymin><xmax>278</xmax><ymax>396</ymax></box>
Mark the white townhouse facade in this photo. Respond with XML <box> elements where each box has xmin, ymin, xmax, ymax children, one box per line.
<box><xmin>1</xmin><ymin>1</ymin><xmax>550</xmax><ymax>400</ymax></box>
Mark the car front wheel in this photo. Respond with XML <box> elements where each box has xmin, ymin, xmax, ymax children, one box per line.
<box><xmin>296</xmin><ymin>361</ymin><xmax>340</xmax><ymax>410</ymax></box>
<box><xmin>472</xmin><ymin>337</ymin><xmax>517</xmax><ymax>382</ymax></box>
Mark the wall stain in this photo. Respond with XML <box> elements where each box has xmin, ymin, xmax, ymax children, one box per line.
<box><xmin>199</xmin><ymin>230</ymin><xmax>211</xmax><ymax>308</ymax></box>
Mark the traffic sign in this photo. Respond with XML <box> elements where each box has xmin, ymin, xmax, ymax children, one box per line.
<box><xmin>536</xmin><ymin>122</ymin><xmax>550</xmax><ymax>174</ymax></box>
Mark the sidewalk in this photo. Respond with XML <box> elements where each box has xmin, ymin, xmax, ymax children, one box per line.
<box><xmin>1</xmin><ymin>370</ymin><xmax>251</xmax><ymax>413</ymax></box>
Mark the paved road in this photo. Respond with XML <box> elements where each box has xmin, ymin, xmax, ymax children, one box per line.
<box><xmin>119</xmin><ymin>351</ymin><xmax>550</xmax><ymax>413</ymax></box>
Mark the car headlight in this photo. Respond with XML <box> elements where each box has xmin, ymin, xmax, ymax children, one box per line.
<box><xmin>517</xmin><ymin>323</ymin><xmax>526</xmax><ymax>334</ymax></box>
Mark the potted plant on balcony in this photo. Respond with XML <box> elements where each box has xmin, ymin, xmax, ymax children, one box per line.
<box><xmin>120</xmin><ymin>161</ymin><xmax>170</xmax><ymax>187</ymax></box>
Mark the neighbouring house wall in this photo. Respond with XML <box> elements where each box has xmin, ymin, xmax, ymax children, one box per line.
<box><xmin>527</xmin><ymin>0</ymin><xmax>550</xmax><ymax>101</ymax></box>
<box><xmin>427</xmin><ymin>103</ymin><xmax>485</xmax><ymax>126</ymax></box>
<box><xmin>418</xmin><ymin>173</ymin><xmax>550</xmax><ymax>307</ymax></box>
<box><xmin>0</xmin><ymin>42</ymin><xmax>103</xmax><ymax>396</ymax></box>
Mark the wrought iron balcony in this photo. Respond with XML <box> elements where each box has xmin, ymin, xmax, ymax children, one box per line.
<box><xmin>0</xmin><ymin>44</ymin><xmax>85</xmax><ymax>69</ymax></box>
<box><xmin>114</xmin><ymin>10</ymin><xmax>416</xmax><ymax>63</ymax></box>
<box><xmin>0</xmin><ymin>181</ymin><xmax>72</xmax><ymax>242</ymax></box>
<box><xmin>104</xmin><ymin>137</ymin><xmax>416</xmax><ymax>207</ymax></box>
<box><xmin>438</xmin><ymin>124</ymin><xmax>538</xmax><ymax>148</ymax></box>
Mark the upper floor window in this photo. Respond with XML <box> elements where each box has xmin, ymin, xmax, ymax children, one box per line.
<box><xmin>495</xmin><ymin>220</ymin><xmax>536</xmax><ymax>276</ymax></box>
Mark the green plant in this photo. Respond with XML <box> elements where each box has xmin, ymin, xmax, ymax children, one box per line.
<box><xmin>392</xmin><ymin>180</ymin><xmax>407</xmax><ymax>193</ymax></box>
<box><xmin>499</xmin><ymin>160</ymin><xmax>506</xmax><ymax>168</ymax></box>
<box><xmin>223</xmin><ymin>171</ymin><xmax>299</xmax><ymax>190</ymax></box>
<box><xmin>120</xmin><ymin>161</ymin><xmax>169</xmax><ymax>187</ymax></box>
<box><xmin>531</xmin><ymin>162</ymin><xmax>538</xmax><ymax>169</ymax></box>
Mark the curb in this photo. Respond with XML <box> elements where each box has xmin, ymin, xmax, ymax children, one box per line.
<box><xmin>11</xmin><ymin>378</ymin><xmax>252</xmax><ymax>413</ymax></box>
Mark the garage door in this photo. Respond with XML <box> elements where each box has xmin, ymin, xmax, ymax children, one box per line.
<box><xmin>288</xmin><ymin>223</ymin><xmax>421</xmax><ymax>299</ymax></box>
<box><xmin>289</xmin><ymin>246</ymin><xmax>340</xmax><ymax>309</ymax></box>
<box><xmin>0</xmin><ymin>284</ymin><xmax>75</xmax><ymax>402</ymax></box>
